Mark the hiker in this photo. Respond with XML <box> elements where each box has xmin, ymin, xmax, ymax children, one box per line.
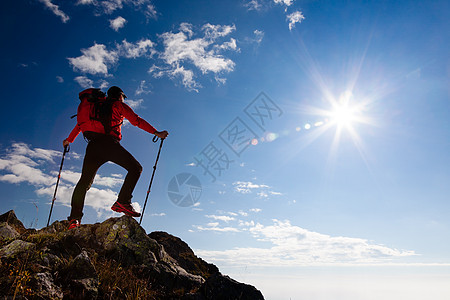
<box><xmin>63</xmin><ymin>86</ymin><xmax>168</xmax><ymax>229</ymax></box>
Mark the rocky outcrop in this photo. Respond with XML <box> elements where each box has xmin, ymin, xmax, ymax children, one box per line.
<box><xmin>0</xmin><ymin>210</ymin><xmax>264</xmax><ymax>299</ymax></box>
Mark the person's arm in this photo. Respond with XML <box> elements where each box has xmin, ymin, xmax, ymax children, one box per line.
<box><xmin>121</xmin><ymin>102</ymin><xmax>169</xmax><ymax>138</ymax></box>
<box><xmin>63</xmin><ymin>123</ymin><xmax>81</xmax><ymax>147</ymax></box>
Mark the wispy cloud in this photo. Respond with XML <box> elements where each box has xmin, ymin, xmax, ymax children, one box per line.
<box><xmin>110</xmin><ymin>16</ymin><xmax>127</xmax><ymax>31</ymax></box>
<box><xmin>75</xmin><ymin>0</ymin><xmax>157</xmax><ymax>16</ymax></box>
<box><xmin>69</xmin><ymin>39</ymin><xmax>155</xmax><ymax>80</ymax></box>
<box><xmin>151</xmin><ymin>212</ymin><xmax>166</xmax><ymax>217</ymax></box>
<box><xmin>38</xmin><ymin>0</ymin><xmax>70</xmax><ymax>23</ymax></box>
<box><xmin>149</xmin><ymin>23</ymin><xmax>239</xmax><ymax>91</ymax></box>
<box><xmin>245</xmin><ymin>0</ymin><xmax>262</xmax><ymax>11</ymax></box>
<box><xmin>206</xmin><ymin>215</ymin><xmax>236</xmax><ymax>222</ymax></box>
<box><xmin>135</xmin><ymin>80</ymin><xmax>151</xmax><ymax>96</ymax></box>
<box><xmin>253</xmin><ymin>30</ymin><xmax>264</xmax><ymax>44</ymax></box>
<box><xmin>74</xmin><ymin>76</ymin><xmax>93</xmax><ymax>88</ymax></box>
<box><xmin>233</xmin><ymin>181</ymin><xmax>282</xmax><ymax>198</ymax></box>
<box><xmin>287</xmin><ymin>10</ymin><xmax>305</xmax><ymax>30</ymax></box>
<box><xmin>68</xmin><ymin>43</ymin><xmax>119</xmax><ymax>75</ymax></box>
<box><xmin>233</xmin><ymin>181</ymin><xmax>269</xmax><ymax>193</ymax></box>
<box><xmin>0</xmin><ymin>142</ymin><xmax>125</xmax><ymax>218</ymax></box>
<box><xmin>194</xmin><ymin>222</ymin><xmax>240</xmax><ymax>232</ymax></box>
<box><xmin>145</xmin><ymin>4</ymin><xmax>158</xmax><ymax>19</ymax></box>
<box><xmin>124</xmin><ymin>99</ymin><xmax>144</xmax><ymax>110</ymax></box>
<box><xmin>196</xmin><ymin>219</ymin><xmax>417</xmax><ymax>267</ymax></box>
<box><xmin>67</xmin><ymin>22</ymin><xmax>238</xmax><ymax>91</ymax></box>
<box><xmin>117</xmin><ymin>39</ymin><xmax>155</xmax><ymax>58</ymax></box>
<box><xmin>273</xmin><ymin>0</ymin><xmax>294</xmax><ymax>7</ymax></box>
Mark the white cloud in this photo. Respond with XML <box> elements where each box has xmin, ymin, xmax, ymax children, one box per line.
<box><xmin>233</xmin><ymin>181</ymin><xmax>282</xmax><ymax>198</ymax></box>
<box><xmin>117</xmin><ymin>39</ymin><xmax>155</xmax><ymax>58</ymax></box>
<box><xmin>287</xmin><ymin>10</ymin><xmax>305</xmax><ymax>30</ymax></box>
<box><xmin>160</xmin><ymin>27</ymin><xmax>235</xmax><ymax>73</ymax></box>
<box><xmin>233</xmin><ymin>181</ymin><xmax>269</xmax><ymax>193</ymax></box>
<box><xmin>98</xmin><ymin>79</ymin><xmax>109</xmax><ymax>89</ymax></box>
<box><xmin>69</xmin><ymin>39</ymin><xmax>154</xmax><ymax>77</ymax></box>
<box><xmin>74</xmin><ymin>76</ymin><xmax>94</xmax><ymax>88</ymax></box>
<box><xmin>77</xmin><ymin>0</ymin><xmax>157</xmax><ymax>16</ymax></box>
<box><xmin>101</xmin><ymin>0</ymin><xmax>125</xmax><ymax>14</ymax></box>
<box><xmin>0</xmin><ymin>142</ymin><xmax>127</xmax><ymax>217</ymax></box>
<box><xmin>238</xmin><ymin>210</ymin><xmax>248</xmax><ymax>217</ymax></box>
<box><xmin>250</xmin><ymin>208</ymin><xmax>262</xmax><ymax>213</ymax></box>
<box><xmin>206</xmin><ymin>215</ymin><xmax>236</xmax><ymax>222</ymax></box>
<box><xmin>150</xmin><ymin>23</ymin><xmax>238</xmax><ymax>91</ymax></box>
<box><xmin>253</xmin><ymin>30</ymin><xmax>264</xmax><ymax>44</ymax></box>
<box><xmin>145</xmin><ymin>4</ymin><xmax>157</xmax><ymax>19</ymax></box>
<box><xmin>245</xmin><ymin>0</ymin><xmax>262</xmax><ymax>11</ymax></box>
<box><xmin>196</xmin><ymin>219</ymin><xmax>417</xmax><ymax>267</ymax></box>
<box><xmin>194</xmin><ymin>223</ymin><xmax>240</xmax><ymax>232</ymax></box>
<box><xmin>124</xmin><ymin>99</ymin><xmax>144</xmax><ymax>110</ymax></box>
<box><xmin>110</xmin><ymin>16</ymin><xmax>127</xmax><ymax>31</ymax></box>
<box><xmin>76</xmin><ymin>0</ymin><xmax>94</xmax><ymax>4</ymax></box>
<box><xmin>202</xmin><ymin>23</ymin><xmax>236</xmax><ymax>40</ymax></box>
<box><xmin>135</xmin><ymin>80</ymin><xmax>150</xmax><ymax>96</ymax></box>
<box><xmin>68</xmin><ymin>43</ymin><xmax>119</xmax><ymax>75</ymax></box>
<box><xmin>151</xmin><ymin>212</ymin><xmax>166</xmax><ymax>217</ymax></box>
<box><xmin>39</xmin><ymin>0</ymin><xmax>70</xmax><ymax>23</ymax></box>
<box><xmin>56</xmin><ymin>76</ymin><xmax>64</xmax><ymax>83</ymax></box>
<box><xmin>274</xmin><ymin>0</ymin><xmax>294</xmax><ymax>7</ymax></box>
<box><xmin>214</xmin><ymin>38</ymin><xmax>238</xmax><ymax>51</ymax></box>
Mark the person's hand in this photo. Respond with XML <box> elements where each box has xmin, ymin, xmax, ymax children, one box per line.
<box><xmin>63</xmin><ymin>139</ymin><xmax>70</xmax><ymax>148</ymax></box>
<box><xmin>155</xmin><ymin>130</ymin><xmax>169</xmax><ymax>139</ymax></box>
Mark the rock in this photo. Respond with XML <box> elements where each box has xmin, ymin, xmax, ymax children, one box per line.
<box><xmin>66</xmin><ymin>250</ymin><xmax>99</xmax><ymax>300</ymax></box>
<box><xmin>202</xmin><ymin>273</ymin><xmax>265</xmax><ymax>300</ymax></box>
<box><xmin>68</xmin><ymin>250</ymin><xmax>97</xmax><ymax>280</ymax></box>
<box><xmin>0</xmin><ymin>222</ymin><xmax>20</xmax><ymax>239</ymax></box>
<box><xmin>0</xmin><ymin>210</ymin><xmax>27</xmax><ymax>235</ymax></box>
<box><xmin>94</xmin><ymin>216</ymin><xmax>162</xmax><ymax>266</ymax></box>
<box><xmin>149</xmin><ymin>231</ymin><xmax>219</xmax><ymax>278</ymax></box>
<box><xmin>0</xmin><ymin>211</ymin><xmax>265</xmax><ymax>299</ymax></box>
<box><xmin>0</xmin><ymin>239</ymin><xmax>35</xmax><ymax>259</ymax></box>
<box><xmin>32</xmin><ymin>272</ymin><xmax>64</xmax><ymax>299</ymax></box>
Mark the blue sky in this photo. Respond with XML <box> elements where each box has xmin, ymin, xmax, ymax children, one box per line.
<box><xmin>1</xmin><ymin>0</ymin><xmax>449</xmax><ymax>299</ymax></box>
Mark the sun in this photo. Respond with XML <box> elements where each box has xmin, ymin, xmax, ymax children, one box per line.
<box><xmin>330</xmin><ymin>103</ymin><xmax>357</xmax><ymax>128</ymax></box>
<box><xmin>326</xmin><ymin>90</ymin><xmax>363</xmax><ymax>130</ymax></box>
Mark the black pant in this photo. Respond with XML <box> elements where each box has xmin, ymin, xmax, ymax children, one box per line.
<box><xmin>69</xmin><ymin>134</ymin><xmax>142</xmax><ymax>220</ymax></box>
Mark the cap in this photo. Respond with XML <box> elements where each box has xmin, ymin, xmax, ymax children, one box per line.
<box><xmin>107</xmin><ymin>86</ymin><xmax>127</xmax><ymax>99</ymax></box>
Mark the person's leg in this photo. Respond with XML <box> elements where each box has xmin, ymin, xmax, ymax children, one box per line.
<box><xmin>68</xmin><ymin>139</ymin><xmax>106</xmax><ymax>221</ymax></box>
<box><xmin>108</xmin><ymin>141</ymin><xmax>142</xmax><ymax>204</ymax></box>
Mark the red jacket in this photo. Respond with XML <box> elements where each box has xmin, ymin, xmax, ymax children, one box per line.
<box><xmin>66</xmin><ymin>100</ymin><xmax>156</xmax><ymax>142</ymax></box>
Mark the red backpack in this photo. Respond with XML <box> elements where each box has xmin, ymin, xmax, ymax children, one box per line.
<box><xmin>72</xmin><ymin>88</ymin><xmax>118</xmax><ymax>135</ymax></box>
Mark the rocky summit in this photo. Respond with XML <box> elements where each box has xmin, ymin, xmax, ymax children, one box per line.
<box><xmin>0</xmin><ymin>210</ymin><xmax>264</xmax><ymax>300</ymax></box>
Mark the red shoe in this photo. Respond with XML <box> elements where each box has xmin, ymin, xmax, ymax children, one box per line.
<box><xmin>111</xmin><ymin>201</ymin><xmax>141</xmax><ymax>217</ymax></box>
<box><xmin>68</xmin><ymin>219</ymin><xmax>80</xmax><ymax>229</ymax></box>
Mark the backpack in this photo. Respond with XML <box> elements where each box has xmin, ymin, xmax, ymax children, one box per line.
<box><xmin>73</xmin><ymin>88</ymin><xmax>119</xmax><ymax>135</ymax></box>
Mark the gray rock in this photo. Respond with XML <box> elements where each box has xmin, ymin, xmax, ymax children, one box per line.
<box><xmin>0</xmin><ymin>210</ymin><xmax>26</xmax><ymax>234</ymax></box>
<box><xmin>67</xmin><ymin>250</ymin><xmax>99</xmax><ymax>299</ymax></box>
<box><xmin>0</xmin><ymin>239</ymin><xmax>35</xmax><ymax>259</ymax></box>
<box><xmin>202</xmin><ymin>272</ymin><xmax>265</xmax><ymax>300</ymax></box>
<box><xmin>0</xmin><ymin>222</ymin><xmax>20</xmax><ymax>239</ymax></box>
<box><xmin>32</xmin><ymin>272</ymin><xmax>64</xmax><ymax>299</ymax></box>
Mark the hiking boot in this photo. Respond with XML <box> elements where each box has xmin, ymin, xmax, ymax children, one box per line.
<box><xmin>111</xmin><ymin>201</ymin><xmax>141</xmax><ymax>217</ymax></box>
<box><xmin>68</xmin><ymin>219</ymin><xmax>80</xmax><ymax>229</ymax></box>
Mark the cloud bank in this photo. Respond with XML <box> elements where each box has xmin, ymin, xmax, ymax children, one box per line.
<box><xmin>0</xmin><ymin>143</ymin><xmax>130</xmax><ymax>219</ymax></box>
<box><xmin>195</xmin><ymin>219</ymin><xmax>417</xmax><ymax>267</ymax></box>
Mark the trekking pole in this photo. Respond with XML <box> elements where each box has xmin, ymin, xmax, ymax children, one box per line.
<box><xmin>47</xmin><ymin>145</ymin><xmax>69</xmax><ymax>227</ymax></box>
<box><xmin>140</xmin><ymin>136</ymin><xmax>164</xmax><ymax>225</ymax></box>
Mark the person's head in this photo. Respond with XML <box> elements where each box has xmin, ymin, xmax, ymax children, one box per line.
<box><xmin>107</xmin><ymin>86</ymin><xmax>127</xmax><ymax>101</ymax></box>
